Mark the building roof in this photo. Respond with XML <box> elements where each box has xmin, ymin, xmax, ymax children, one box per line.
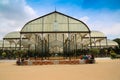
<box><xmin>21</xmin><ymin>11</ymin><xmax>90</xmax><ymax>33</ymax></box>
<box><xmin>3</xmin><ymin>31</ymin><xmax>20</xmax><ymax>39</ymax></box>
<box><xmin>85</xmin><ymin>31</ymin><xmax>106</xmax><ymax>38</ymax></box>
<box><xmin>93</xmin><ymin>39</ymin><xmax>118</xmax><ymax>47</ymax></box>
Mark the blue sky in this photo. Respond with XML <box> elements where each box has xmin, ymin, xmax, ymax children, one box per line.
<box><xmin>0</xmin><ymin>0</ymin><xmax>120</xmax><ymax>40</ymax></box>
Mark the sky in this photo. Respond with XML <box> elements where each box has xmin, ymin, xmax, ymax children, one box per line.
<box><xmin>0</xmin><ymin>0</ymin><xmax>120</xmax><ymax>40</ymax></box>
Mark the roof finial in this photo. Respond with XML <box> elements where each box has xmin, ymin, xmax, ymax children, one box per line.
<box><xmin>55</xmin><ymin>6</ymin><xmax>57</xmax><ymax>12</ymax></box>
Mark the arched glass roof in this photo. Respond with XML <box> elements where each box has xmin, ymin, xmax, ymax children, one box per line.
<box><xmin>94</xmin><ymin>39</ymin><xmax>118</xmax><ymax>47</ymax></box>
<box><xmin>85</xmin><ymin>31</ymin><xmax>106</xmax><ymax>38</ymax></box>
<box><xmin>3</xmin><ymin>31</ymin><xmax>20</xmax><ymax>39</ymax></box>
<box><xmin>83</xmin><ymin>31</ymin><xmax>107</xmax><ymax>46</ymax></box>
<box><xmin>21</xmin><ymin>11</ymin><xmax>90</xmax><ymax>33</ymax></box>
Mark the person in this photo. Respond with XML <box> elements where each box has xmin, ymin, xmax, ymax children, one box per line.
<box><xmin>21</xmin><ymin>58</ymin><xmax>25</xmax><ymax>65</ymax></box>
<box><xmin>79</xmin><ymin>55</ymin><xmax>83</xmax><ymax>59</ymax></box>
<box><xmin>91</xmin><ymin>54</ymin><xmax>94</xmax><ymax>60</ymax></box>
<box><xmin>16</xmin><ymin>58</ymin><xmax>21</xmax><ymax>65</ymax></box>
<box><xmin>28</xmin><ymin>58</ymin><xmax>32</xmax><ymax>65</ymax></box>
<box><xmin>89</xmin><ymin>54</ymin><xmax>95</xmax><ymax>64</ymax></box>
<box><xmin>79</xmin><ymin>55</ymin><xmax>85</xmax><ymax>64</ymax></box>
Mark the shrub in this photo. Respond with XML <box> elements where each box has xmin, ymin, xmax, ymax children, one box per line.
<box><xmin>2</xmin><ymin>52</ymin><xmax>6</xmax><ymax>59</ymax></box>
<box><xmin>110</xmin><ymin>50</ymin><xmax>117</xmax><ymax>59</ymax></box>
<box><xmin>89</xmin><ymin>48</ymin><xmax>99</xmax><ymax>57</ymax></box>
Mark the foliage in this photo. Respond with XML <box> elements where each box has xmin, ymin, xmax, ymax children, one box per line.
<box><xmin>89</xmin><ymin>48</ymin><xmax>99</xmax><ymax>56</ymax></box>
<box><xmin>2</xmin><ymin>52</ymin><xmax>6</xmax><ymax>59</ymax></box>
<box><xmin>110</xmin><ymin>50</ymin><xmax>117</xmax><ymax>59</ymax></box>
<box><xmin>113</xmin><ymin>38</ymin><xmax>120</xmax><ymax>48</ymax></box>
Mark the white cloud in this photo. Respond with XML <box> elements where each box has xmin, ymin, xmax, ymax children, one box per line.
<box><xmin>84</xmin><ymin>10</ymin><xmax>120</xmax><ymax>39</ymax></box>
<box><xmin>87</xmin><ymin>20</ymin><xmax>120</xmax><ymax>39</ymax></box>
<box><xmin>102</xmin><ymin>23</ymin><xmax>120</xmax><ymax>35</ymax></box>
<box><xmin>24</xmin><ymin>5</ymin><xmax>36</xmax><ymax>17</ymax></box>
<box><xmin>0</xmin><ymin>0</ymin><xmax>37</xmax><ymax>40</ymax></box>
<box><xmin>80</xmin><ymin>16</ymin><xmax>89</xmax><ymax>23</ymax></box>
<box><xmin>0</xmin><ymin>0</ymin><xmax>120</xmax><ymax>40</ymax></box>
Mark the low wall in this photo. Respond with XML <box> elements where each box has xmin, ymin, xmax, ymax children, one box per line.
<box><xmin>17</xmin><ymin>59</ymin><xmax>95</xmax><ymax>65</ymax></box>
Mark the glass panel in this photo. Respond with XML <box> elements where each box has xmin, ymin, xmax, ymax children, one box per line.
<box><xmin>30</xmin><ymin>18</ymin><xmax>42</xmax><ymax>24</ymax></box>
<box><xmin>44</xmin><ymin>23</ymin><xmax>53</xmax><ymax>31</ymax></box>
<box><xmin>56</xmin><ymin>13</ymin><xmax>67</xmax><ymax>23</ymax></box>
<box><xmin>69</xmin><ymin>18</ymin><xmax>80</xmax><ymax>23</ymax></box>
<box><xmin>57</xmin><ymin>23</ymin><xmax>68</xmax><ymax>31</ymax></box>
<box><xmin>34</xmin><ymin>24</ymin><xmax>42</xmax><ymax>32</ymax></box>
<box><xmin>69</xmin><ymin>23</ymin><xmax>88</xmax><ymax>31</ymax></box>
<box><xmin>44</xmin><ymin>13</ymin><xmax>55</xmax><ymax>23</ymax></box>
<box><xmin>23</xmin><ymin>24</ymin><xmax>43</xmax><ymax>32</ymax></box>
<box><xmin>4</xmin><ymin>32</ymin><xmax>20</xmax><ymax>39</ymax></box>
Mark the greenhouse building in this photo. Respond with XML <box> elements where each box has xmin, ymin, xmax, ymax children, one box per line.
<box><xmin>0</xmin><ymin>11</ymin><xmax>118</xmax><ymax>58</ymax></box>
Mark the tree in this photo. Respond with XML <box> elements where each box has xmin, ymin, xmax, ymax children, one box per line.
<box><xmin>113</xmin><ymin>38</ymin><xmax>120</xmax><ymax>48</ymax></box>
<box><xmin>113</xmin><ymin>38</ymin><xmax>120</xmax><ymax>54</ymax></box>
